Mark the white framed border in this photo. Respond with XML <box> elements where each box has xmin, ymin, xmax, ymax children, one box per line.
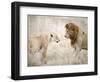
<box><xmin>20</xmin><ymin>6</ymin><xmax>95</xmax><ymax>76</ymax></box>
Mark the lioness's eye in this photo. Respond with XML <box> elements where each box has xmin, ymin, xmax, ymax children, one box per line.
<box><xmin>50</xmin><ymin>34</ymin><xmax>53</xmax><ymax>37</ymax></box>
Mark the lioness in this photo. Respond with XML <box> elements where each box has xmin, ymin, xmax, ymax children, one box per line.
<box><xmin>28</xmin><ymin>33</ymin><xmax>60</xmax><ymax>64</ymax></box>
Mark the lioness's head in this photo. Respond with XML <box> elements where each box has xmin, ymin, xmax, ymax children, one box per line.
<box><xmin>49</xmin><ymin>33</ymin><xmax>60</xmax><ymax>43</ymax></box>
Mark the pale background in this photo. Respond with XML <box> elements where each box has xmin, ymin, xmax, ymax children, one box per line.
<box><xmin>0</xmin><ymin>0</ymin><xmax>99</xmax><ymax>82</ymax></box>
<box><xmin>28</xmin><ymin>15</ymin><xmax>88</xmax><ymax>66</ymax></box>
<box><xmin>28</xmin><ymin>15</ymin><xmax>87</xmax><ymax>34</ymax></box>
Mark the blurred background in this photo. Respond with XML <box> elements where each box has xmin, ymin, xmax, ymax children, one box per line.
<box><xmin>27</xmin><ymin>15</ymin><xmax>88</xmax><ymax>66</ymax></box>
<box><xmin>28</xmin><ymin>15</ymin><xmax>87</xmax><ymax>36</ymax></box>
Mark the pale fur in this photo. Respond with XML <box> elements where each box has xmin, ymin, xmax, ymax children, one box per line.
<box><xmin>28</xmin><ymin>33</ymin><xmax>60</xmax><ymax>64</ymax></box>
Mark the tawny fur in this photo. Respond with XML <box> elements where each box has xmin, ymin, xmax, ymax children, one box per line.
<box><xmin>64</xmin><ymin>23</ymin><xmax>87</xmax><ymax>52</ymax></box>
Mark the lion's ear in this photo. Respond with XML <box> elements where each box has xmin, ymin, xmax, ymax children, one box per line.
<box><xmin>50</xmin><ymin>34</ymin><xmax>53</xmax><ymax>37</ymax></box>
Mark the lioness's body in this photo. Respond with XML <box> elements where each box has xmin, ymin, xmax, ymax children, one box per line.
<box><xmin>28</xmin><ymin>33</ymin><xmax>60</xmax><ymax>64</ymax></box>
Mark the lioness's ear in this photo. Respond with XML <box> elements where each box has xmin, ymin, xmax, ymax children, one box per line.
<box><xmin>50</xmin><ymin>34</ymin><xmax>53</xmax><ymax>37</ymax></box>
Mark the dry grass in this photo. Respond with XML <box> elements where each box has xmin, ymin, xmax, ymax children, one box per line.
<box><xmin>27</xmin><ymin>16</ymin><xmax>88</xmax><ymax>66</ymax></box>
<box><xmin>28</xmin><ymin>38</ymin><xmax>88</xmax><ymax>66</ymax></box>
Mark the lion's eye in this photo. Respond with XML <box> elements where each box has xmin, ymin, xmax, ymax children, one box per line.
<box><xmin>66</xmin><ymin>26</ymin><xmax>68</xmax><ymax>29</ymax></box>
<box><xmin>65</xmin><ymin>24</ymin><xmax>69</xmax><ymax>29</ymax></box>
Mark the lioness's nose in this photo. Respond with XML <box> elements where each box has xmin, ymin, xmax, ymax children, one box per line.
<box><xmin>56</xmin><ymin>40</ymin><xmax>60</xmax><ymax>43</ymax></box>
<box><xmin>56</xmin><ymin>41</ymin><xmax>59</xmax><ymax>43</ymax></box>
